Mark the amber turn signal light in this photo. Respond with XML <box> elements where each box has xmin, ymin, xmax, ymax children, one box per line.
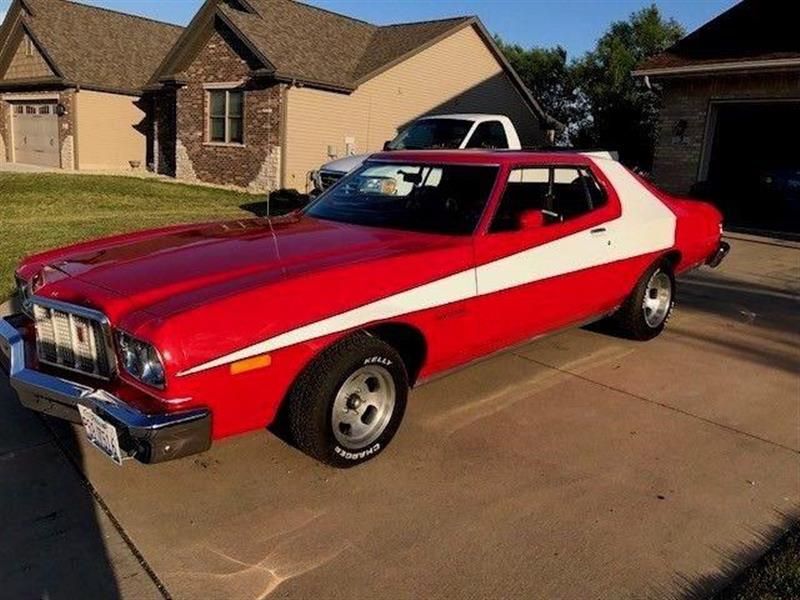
<box><xmin>230</xmin><ymin>354</ymin><xmax>272</xmax><ymax>375</ymax></box>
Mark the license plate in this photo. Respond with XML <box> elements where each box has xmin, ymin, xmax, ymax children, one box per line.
<box><xmin>77</xmin><ymin>404</ymin><xmax>123</xmax><ymax>466</ymax></box>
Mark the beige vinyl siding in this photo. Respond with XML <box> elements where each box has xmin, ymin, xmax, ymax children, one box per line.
<box><xmin>75</xmin><ymin>90</ymin><xmax>147</xmax><ymax>170</ymax></box>
<box><xmin>2</xmin><ymin>33</ymin><xmax>54</xmax><ymax>80</ymax></box>
<box><xmin>284</xmin><ymin>25</ymin><xmax>542</xmax><ymax>191</ymax></box>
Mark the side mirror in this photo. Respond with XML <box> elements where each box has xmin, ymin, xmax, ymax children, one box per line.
<box><xmin>383</xmin><ymin>140</ymin><xmax>392</xmax><ymax>151</ymax></box>
<box><xmin>518</xmin><ymin>209</ymin><xmax>545</xmax><ymax>230</ymax></box>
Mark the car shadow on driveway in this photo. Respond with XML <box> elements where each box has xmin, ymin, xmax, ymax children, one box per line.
<box><xmin>0</xmin><ymin>376</ymin><xmax>124</xmax><ymax>599</ymax></box>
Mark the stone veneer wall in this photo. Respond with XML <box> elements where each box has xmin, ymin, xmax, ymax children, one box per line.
<box><xmin>652</xmin><ymin>71</ymin><xmax>800</xmax><ymax>195</ymax></box>
<box><xmin>0</xmin><ymin>99</ymin><xmax>8</xmax><ymax>163</ymax></box>
<box><xmin>172</xmin><ymin>25</ymin><xmax>283</xmax><ymax>193</ymax></box>
<box><xmin>59</xmin><ymin>89</ymin><xmax>76</xmax><ymax>170</ymax></box>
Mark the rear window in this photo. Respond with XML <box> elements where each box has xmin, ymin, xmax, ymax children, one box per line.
<box><xmin>387</xmin><ymin>119</ymin><xmax>473</xmax><ymax>150</ymax></box>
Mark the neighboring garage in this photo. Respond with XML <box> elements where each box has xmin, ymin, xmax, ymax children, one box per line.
<box><xmin>635</xmin><ymin>0</ymin><xmax>800</xmax><ymax>236</ymax></box>
<box><xmin>0</xmin><ymin>0</ymin><xmax>182</xmax><ymax>171</ymax></box>
<box><xmin>10</xmin><ymin>100</ymin><xmax>58</xmax><ymax>167</ymax></box>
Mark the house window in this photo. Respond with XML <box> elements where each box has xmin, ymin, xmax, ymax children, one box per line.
<box><xmin>25</xmin><ymin>37</ymin><xmax>33</xmax><ymax>57</ymax></box>
<box><xmin>38</xmin><ymin>105</ymin><xmax>50</xmax><ymax>115</ymax></box>
<box><xmin>25</xmin><ymin>105</ymin><xmax>36</xmax><ymax>115</ymax></box>
<box><xmin>208</xmin><ymin>89</ymin><xmax>243</xmax><ymax>144</ymax></box>
<box><xmin>14</xmin><ymin>105</ymin><xmax>23</xmax><ymax>114</ymax></box>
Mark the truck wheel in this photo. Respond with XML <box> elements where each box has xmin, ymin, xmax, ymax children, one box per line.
<box><xmin>287</xmin><ymin>333</ymin><xmax>408</xmax><ymax>468</ymax></box>
<box><xmin>614</xmin><ymin>261</ymin><xmax>675</xmax><ymax>341</ymax></box>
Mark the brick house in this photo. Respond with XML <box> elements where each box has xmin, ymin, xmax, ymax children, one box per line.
<box><xmin>0</xmin><ymin>0</ymin><xmax>182</xmax><ymax>171</ymax></box>
<box><xmin>635</xmin><ymin>0</ymin><xmax>800</xmax><ymax>235</ymax></box>
<box><xmin>147</xmin><ymin>0</ymin><xmax>554</xmax><ymax>193</ymax></box>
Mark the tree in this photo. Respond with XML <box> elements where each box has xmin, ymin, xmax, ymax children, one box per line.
<box><xmin>496</xmin><ymin>5</ymin><xmax>684</xmax><ymax>168</ymax></box>
<box><xmin>574</xmin><ymin>5</ymin><xmax>684</xmax><ymax>168</ymax></box>
<box><xmin>494</xmin><ymin>40</ymin><xmax>588</xmax><ymax>142</ymax></box>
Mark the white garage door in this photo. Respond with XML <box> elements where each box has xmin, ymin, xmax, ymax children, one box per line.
<box><xmin>12</xmin><ymin>102</ymin><xmax>60</xmax><ymax>168</ymax></box>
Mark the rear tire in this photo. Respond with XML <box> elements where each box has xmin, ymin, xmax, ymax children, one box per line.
<box><xmin>614</xmin><ymin>261</ymin><xmax>675</xmax><ymax>341</ymax></box>
<box><xmin>287</xmin><ymin>333</ymin><xmax>408</xmax><ymax>468</ymax></box>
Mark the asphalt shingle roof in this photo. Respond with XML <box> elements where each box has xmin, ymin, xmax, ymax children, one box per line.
<box><xmin>20</xmin><ymin>0</ymin><xmax>183</xmax><ymax>92</ymax></box>
<box><xmin>638</xmin><ymin>0</ymin><xmax>800</xmax><ymax>73</ymax></box>
<box><xmin>219</xmin><ymin>0</ymin><xmax>473</xmax><ymax>90</ymax></box>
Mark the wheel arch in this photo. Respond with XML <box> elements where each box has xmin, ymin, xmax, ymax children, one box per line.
<box><xmin>661</xmin><ymin>249</ymin><xmax>682</xmax><ymax>271</ymax></box>
<box><xmin>364</xmin><ymin>322</ymin><xmax>428</xmax><ymax>386</ymax></box>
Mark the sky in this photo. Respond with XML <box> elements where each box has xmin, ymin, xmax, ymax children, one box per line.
<box><xmin>0</xmin><ymin>0</ymin><xmax>737</xmax><ymax>58</ymax></box>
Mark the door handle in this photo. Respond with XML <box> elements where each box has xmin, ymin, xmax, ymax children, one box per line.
<box><xmin>590</xmin><ymin>227</ymin><xmax>607</xmax><ymax>235</ymax></box>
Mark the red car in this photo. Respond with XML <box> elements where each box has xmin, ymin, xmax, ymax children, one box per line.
<box><xmin>1</xmin><ymin>151</ymin><xmax>728</xmax><ymax>467</ymax></box>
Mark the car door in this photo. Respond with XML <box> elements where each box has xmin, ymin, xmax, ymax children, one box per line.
<box><xmin>470</xmin><ymin>163</ymin><xmax>621</xmax><ymax>351</ymax></box>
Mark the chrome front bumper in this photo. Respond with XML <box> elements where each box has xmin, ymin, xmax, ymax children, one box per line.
<box><xmin>0</xmin><ymin>315</ymin><xmax>211</xmax><ymax>464</ymax></box>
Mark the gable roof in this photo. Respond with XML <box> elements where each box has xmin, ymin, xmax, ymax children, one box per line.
<box><xmin>635</xmin><ymin>0</ymin><xmax>800</xmax><ymax>76</ymax></box>
<box><xmin>152</xmin><ymin>0</ymin><xmax>555</xmax><ymax>126</ymax></box>
<box><xmin>0</xmin><ymin>0</ymin><xmax>183</xmax><ymax>94</ymax></box>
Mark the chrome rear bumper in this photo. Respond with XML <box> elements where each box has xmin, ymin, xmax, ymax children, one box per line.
<box><xmin>0</xmin><ymin>315</ymin><xmax>211</xmax><ymax>464</ymax></box>
<box><xmin>706</xmin><ymin>241</ymin><xmax>731</xmax><ymax>268</ymax></box>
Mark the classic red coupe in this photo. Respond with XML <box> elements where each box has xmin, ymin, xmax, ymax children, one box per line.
<box><xmin>1</xmin><ymin>150</ymin><xmax>728</xmax><ymax>467</ymax></box>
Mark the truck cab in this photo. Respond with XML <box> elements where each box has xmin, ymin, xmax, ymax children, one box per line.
<box><xmin>312</xmin><ymin>114</ymin><xmax>523</xmax><ymax>193</ymax></box>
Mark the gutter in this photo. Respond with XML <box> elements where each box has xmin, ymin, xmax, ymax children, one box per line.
<box><xmin>633</xmin><ymin>57</ymin><xmax>800</xmax><ymax>77</ymax></box>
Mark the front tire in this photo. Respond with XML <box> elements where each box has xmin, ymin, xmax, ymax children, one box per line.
<box><xmin>614</xmin><ymin>261</ymin><xmax>675</xmax><ymax>340</ymax></box>
<box><xmin>287</xmin><ymin>333</ymin><xmax>408</xmax><ymax>468</ymax></box>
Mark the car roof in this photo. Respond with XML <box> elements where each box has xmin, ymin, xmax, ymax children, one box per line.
<box><xmin>419</xmin><ymin>114</ymin><xmax>513</xmax><ymax>123</ymax></box>
<box><xmin>367</xmin><ymin>149</ymin><xmax>611</xmax><ymax>166</ymax></box>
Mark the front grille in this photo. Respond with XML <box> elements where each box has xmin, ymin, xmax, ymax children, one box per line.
<box><xmin>319</xmin><ymin>170</ymin><xmax>344</xmax><ymax>191</ymax></box>
<box><xmin>33</xmin><ymin>301</ymin><xmax>115</xmax><ymax>380</ymax></box>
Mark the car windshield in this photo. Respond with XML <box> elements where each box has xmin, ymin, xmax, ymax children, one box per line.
<box><xmin>387</xmin><ymin>119</ymin><xmax>473</xmax><ymax>150</ymax></box>
<box><xmin>306</xmin><ymin>162</ymin><xmax>499</xmax><ymax>235</ymax></box>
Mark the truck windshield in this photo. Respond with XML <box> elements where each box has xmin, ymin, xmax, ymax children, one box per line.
<box><xmin>387</xmin><ymin>119</ymin><xmax>473</xmax><ymax>150</ymax></box>
<box><xmin>306</xmin><ymin>162</ymin><xmax>499</xmax><ymax>235</ymax></box>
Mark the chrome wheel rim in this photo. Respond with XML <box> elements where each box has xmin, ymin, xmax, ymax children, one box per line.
<box><xmin>332</xmin><ymin>365</ymin><xmax>395</xmax><ymax>449</ymax></box>
<box><xmin>642</xmin><ymin>270</ymin><xmax>672</xmax><ymax>328</ymax></box>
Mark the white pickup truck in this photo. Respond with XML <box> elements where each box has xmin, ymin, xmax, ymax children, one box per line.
<box><xmin>312</xmin><ymin>114</ymin><xmax>523</xmax><ymax>193</ymax></box>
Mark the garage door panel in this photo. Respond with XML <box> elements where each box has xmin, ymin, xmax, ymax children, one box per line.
<box><xmin>12</xmin><ymin>103</ymin><xmax>60</xmax><ymax>168</ymax></box>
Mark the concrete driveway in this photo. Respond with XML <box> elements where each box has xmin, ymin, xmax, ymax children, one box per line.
<box><xmin>1</xmin><ymin>235</ymin><xmax>798</xmax><ymax>600</ymax></box>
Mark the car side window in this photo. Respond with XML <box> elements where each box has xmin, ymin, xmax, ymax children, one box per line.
<box><xmin>466</xmin><ymin>121</ymin><xmax>509</xmax><ymax>149</ymax></box>
<box><xmin>581</xmin><ymin>168</ymin><xmax>608</xmax><ymax>209</ymax></box>
<box><xmin>491</xmin><ymin>168</ymin><xmax>549</xmax><ymax>232</ymax></box>
<box><xmin>551</xmin><ymin>168</ymin><xmax>592</xmax><ymax>220</ymax></box>
<box><xmin>490</xmin><ymin>166</ymin><xmax>607</xmax><ymax>232</ymax></box>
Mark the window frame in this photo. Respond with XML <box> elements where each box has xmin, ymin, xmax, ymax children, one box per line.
<box><xmin>206</xmin><ymin>88</ymin><xmax>244</xmax><ymax>145</ymax></box>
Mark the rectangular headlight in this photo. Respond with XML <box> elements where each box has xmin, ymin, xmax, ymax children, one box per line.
<box><xmin>116</xmin><ymin>331</ymin><xmax>166</xmax><ymax>389</ymax></box>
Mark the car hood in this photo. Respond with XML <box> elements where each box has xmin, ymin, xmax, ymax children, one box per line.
<box><xmin>320</xmin><ymin>153</ymin><xmax>369</xmax><ymax>174</ymax></box>
<box><xmin>26</xmin><ymin>215</ymin><xmax>463</xmax><ymax>319</ymax></box>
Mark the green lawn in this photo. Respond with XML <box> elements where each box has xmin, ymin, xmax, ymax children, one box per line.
<box><xmin>0</xmin><ymin>173</ymin><xmax>257</xmax><ymax>299</ymax></box>
<box><xmin>715</xmin><ymin>525</ymin><xmax>800</xmax><ymax>600</ymax></box>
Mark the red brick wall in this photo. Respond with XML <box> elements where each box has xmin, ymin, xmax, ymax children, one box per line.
<box><xmin>173</xmin><ymin>24</ymin><xmax>283</xmax><ymax>192</ymax></box>
<box><xmin>652</xmin><ymin>71</ymin><xmax>800</xmax><ymax>194</ymax></box>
